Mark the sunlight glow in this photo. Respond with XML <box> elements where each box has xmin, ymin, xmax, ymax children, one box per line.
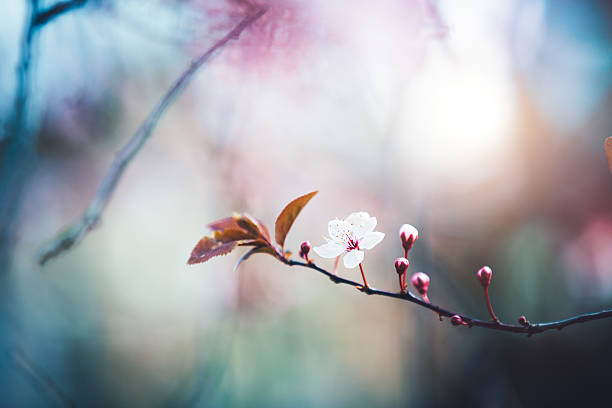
<box><xmin>402</xmin><ymin>0</ymin><xmax>515</xmax><ymax>170</ymax></box>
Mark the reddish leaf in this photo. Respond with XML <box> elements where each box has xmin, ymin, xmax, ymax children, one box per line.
<box><xmin>237</xmin><ymin>239</ymin><xmax>272</xmax><ymax>247</ymax></box>
<box><xmin>207</xmin><ymin>217</ymin><xmax>241</xmax><ymax>231</ymax></box>
<box><xmin>187</xmin><ymin>239</ymin><xmax>237</xmax><ymax>264</ymax></box>
<box><xmin>190</xmin><ymin>207</ymin><xmax>280</xmax><ymax>266</ymax></box>
<box><xmin>233</xmin><ymin>245</ymin><xmax>279</xmax><ymax>272</ymax></box>
<box><xmin>213</xmin><ymin>228</ymin><xmax>258</xmax><ymax>242</ymax></box>
<box><xmin>235</xmin><ymin>213</ymin><xmax>270</xmax><ymax>243</ymax></box>
<box><xmin>190</xmin><ymin>236</ymin><xmax>216</xmax><ymax>252</ymax></box>
<box><xmin>208</xmin><ymin>214</ymin><xmax>270</xmax><ymax>242</ymax></box>
<box><xmin>274</xmin><ymin>191</ymin><xmax>318</xmax><ymax>249</ymax></box>
<box><xmin>256</xmin><ymin>218</ymin><xmax>271</xmax><ymax>242</ymax></box>
<box><xmin>606</xmin><ymin>136</ymin><xmax>612</xmax><ymax>174</ymax></box>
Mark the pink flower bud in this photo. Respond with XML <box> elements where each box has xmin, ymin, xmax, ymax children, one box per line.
<box><xmin>399</xmin><ymin>224</ymin><xmax>419</xmax><ymax>252</ymax></box>
<box><xmin>518</xmin><ymin>315</ymin><xmax>528</xmax><ymax>326</ymax></box>
<box><xmin>451</xmin><ymin>315</ymin><xmax>463</xmax><ymax>326</ymax></box>
<box><xmin>477</xmin><ymin>266</ymin><xmax>492</xmax><ymax>288</ymax></box>
<box><xmin>411</xmin><ymin>272</ymin><xmax>430</xmax><ymax>296</ymax></box>
<box><xmin>394</xmin><ymin>257</ymin><xmax>409</xmax><ymax>275</ymax></box>
<box><xmin>299</xmin><ymin>241</ymin><xmax>311</xmax><ymax>260</ymax></box>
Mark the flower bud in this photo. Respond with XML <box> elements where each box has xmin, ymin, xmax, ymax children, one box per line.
<box><xmin>394</xmin><ymin>257</ymin><xmax>409</xmax><ymax>275</ymax></box>
<box><xmin>399</xmin><ymin>224</ymin><xmax>419</xmax><ymax>252</ymax></box>
<box><xmin>299</xmin><ymin>241</ymin><xmax>311</xmax><ymax>260</ymax></box>
<box><xmin>518</xmin><ymin>315</ymin><xmax>528</xmax><ymax>326</ymax></box>
<box><xmin>411</xmin><ymin>272</ymin><xmax>430</xmax><ymax>296</ymax></box>
<box><xmin>451</xmin><ymin>315</ymin><xmax>463</xmax><ymax>326</ymax></box>
<box><xmin>477</xmin><ymin>266</ymin><xmax>492</xmax><ymax>288</ymax></box>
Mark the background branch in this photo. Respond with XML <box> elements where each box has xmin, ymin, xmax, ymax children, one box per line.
<box><xmin>11</xmin><ymin>348</ymin><xmax>76</xmax><ymax>408</ymax></box>
<box><xmin>34</xmin><ymin>0</ymin><xmax>87</xmax><ymax>27</ymax></box>
<box><xmin>38</xmin><ymin>7</ymin><xmax>268</xmax><ymax>265</ymax></box>
<box><xmin>0</xmin><ymin>0</ymin><xmax>88</xmax><ymax>269</ymax></box>
<box><xmin>286</xmin><ymin>259</ymin><xmax>612</xmax><ymax>336</ymax></box>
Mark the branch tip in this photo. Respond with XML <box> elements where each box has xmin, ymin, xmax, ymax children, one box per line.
<box><xmin>285</xmin><ymin>259</ymin><xmax>612</xmax><ymax>335</ymax></box>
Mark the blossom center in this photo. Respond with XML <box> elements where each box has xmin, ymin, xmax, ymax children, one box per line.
<box><xmin>346</xmin><ymin>238</ymin><xmax>359</xmax><ymax>251</ymax></box>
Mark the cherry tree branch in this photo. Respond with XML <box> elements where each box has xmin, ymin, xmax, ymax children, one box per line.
<box><xmin>285</xmin><ymin>259</ymin><xmax>612</xmax><ymax>336</ymax></box>
<box><xmin>38</xmin><ymin>7</ymin><xmax>268</xmax><ymax>265</ymax></box>
<box><xmin>34</xmin><ymin>0</ymin><xmax>87</xmax><ymax>26</ymax></box>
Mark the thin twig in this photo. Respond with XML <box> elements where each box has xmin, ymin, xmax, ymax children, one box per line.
<box><xmin>11</xmin><ymin>348</ymin><xmax>76</xmax><ymax>408</ymax></box>
<box><xmin>0</xmin><ymin>0</ymin><xmax>88</xmax><ymax>268</ymax></box>
<box><xmin>286</xmin><ymin>259</ymin><xmax>612</xmax><ymax>336</ymax></box>
<box><xmin>38</xmin><ymin>7</ymin><xmax>268</xmax><ymax>265</ymax></box>
<box><xmin>34</xmin><ymin>0</ymin><xmax>87</xmax><ymax>27</ymax></box>
<box><xmin>483</xmin><ymin>286</ymin><xmax>500</xmax><ymax>323</ymax></box>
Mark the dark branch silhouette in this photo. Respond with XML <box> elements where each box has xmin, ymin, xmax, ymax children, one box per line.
<box><xmin>34</xmin><ymin>0</ymin><xmax>87</xmax><ymax>26</ymax></box>
<box><xmin>38</xmin><ymin>7</ymin><xmax>268</xmax><ymax>265</ymax></box>
<box><xmin>188</xmin><ymin>195</ymin><xmax>612</xmax><ymax>337</ymax></box>
<box><xmin>285</xmin><ymin>259</ymin><xmax>612</xmax><ymax>336</ymax></box>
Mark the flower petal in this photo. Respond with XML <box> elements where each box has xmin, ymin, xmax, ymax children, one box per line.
<box><xmin>313</xmin><ymin>241</ymin><xmax>345</xmax><ymax>258</ymax></box>
<box><xmin>359</xmin><ymin>231</ymin><xmax>384</xmax><ymax>250</ymax></box>
<box><xmin>359</xmin><ymin>217</ymin><xmax>377</xmax><ymax>237</ymax></box>
<box><xmin>328</xmin><ymin>219</ymin><xmax>353</xmax><ymax>244</ymax></box>
<box><xmin>399</xmin><ymin>224</ymin><xmax>418</xmax><ymax>240</ymax></box>
<box><xmin>343</xmin><ymin>249</ymin><xmax>364</xmax><ymax>269</ymax></box>
<box><xmin>344</xmin><ymin>212</ymin><xmax>370</xmax><ymax>225</ymax></box>
<box><xmin>346</xmin><ymin>212</ymin><xmax>377</xmax><ymax>238</ymax></box>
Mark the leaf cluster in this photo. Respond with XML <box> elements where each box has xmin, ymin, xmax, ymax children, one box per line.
<box><xmin>187</xmin><ymin>191</ymin><xmax>318</xmax><ymax>268</ymax></box>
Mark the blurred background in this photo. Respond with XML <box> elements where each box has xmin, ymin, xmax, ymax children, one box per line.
<box><xmin>1</xmin><ymin>0</ymin><xmax>611</xmax><ymax>406</ymax></box>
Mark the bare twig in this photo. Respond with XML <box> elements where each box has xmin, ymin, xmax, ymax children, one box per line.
<box><xmin>34</xmin><ymin>0</ymin><xmax>87</xmax><ymax>27</ymax></box>
<box><xmin>11</xmin><ymin>348</ymin><xmax>76</xmax><ymax>408</ymax></box>
<box><xmin>38</xmin><ymin>7</ymin><xmax>268</xmax><ymax>265</ymax></box>
<box><xmin>285</xmin><ymin>259</ymin><xmax>612</xmax><ymax>336</ymax></box>
<box><xmin>0</xmin><ymin>0</ymin><xmax>88</xmax><ymax>268</ymax></box>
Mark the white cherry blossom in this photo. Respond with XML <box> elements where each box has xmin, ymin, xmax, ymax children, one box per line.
<box><xmin>313</xmin><ymin>212</ymin><xmax>385</xmax><ymax>269</ymax></box>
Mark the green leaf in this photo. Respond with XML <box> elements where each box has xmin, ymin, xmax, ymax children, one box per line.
<box><xmin>274</xmin><ymin>191</ymin><xmax>318</xmax><ymax>249</ymax></box>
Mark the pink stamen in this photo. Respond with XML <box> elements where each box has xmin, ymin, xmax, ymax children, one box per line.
<box><xmin>346</xmin><ymin>239</ymin><xmax>359</xmax><ymax>251</ymax></box>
